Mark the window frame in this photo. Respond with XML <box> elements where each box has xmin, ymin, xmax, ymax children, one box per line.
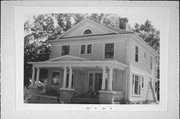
<box><xmin>80</xmin><ymin>45</ymin><xmax>86</xmax><ymax>55</ymax></box>
<box><xmin>83</xmin><ymin>29</ymin><xmax>92</xmax><ymax>35</ymax></box>
<box><xmin>141</xmin><ymin>76</ymin><xmax>144</xmax><ymax>89</ymax></box>
<box><xmin>61</xmin><ymin>45</ymin><xmax>70</xmax><ymax>56</ymax></box>
<box><xmin>51</xmin><ymin>71</ymin><xmax>61</xmax><ymax>85</ymax></box>
<box><xmin>80</xmin><ymin>44</ymin><xmax>93</xmax><ymax>55</ymax></box>
<box><xmin>132</xmin><ymin>73</ymin><xmax>142</xmax><ymax>96</ymax></box>
<box><xmin>135</xmin><ymin>46</ymin><xmax>139</xmax><ymax>62</ymax></box>
<box><xmin>150</xmin><ymin>56</ymin><xmax>153</xmax><ymax>70</ymax></box>
<box><xmin>104</xmin><ymin>43</ymin><xmax>114</xmax><ymax>59</ymax></box>
<box><xmin>87</xmin><ymin>44</ymin><xmax>92</xmax><ymax>54</ymax></box>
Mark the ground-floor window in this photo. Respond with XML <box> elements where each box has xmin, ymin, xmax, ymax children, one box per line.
<box><xmin>132</xmin><ymin>74</ymin><xmax>143</xmax><ymax>95</ymax></box>
<box><xmin>52</xmin><ymin>72</ymin><xmax>61</xmax><ymax>85</ymax></box>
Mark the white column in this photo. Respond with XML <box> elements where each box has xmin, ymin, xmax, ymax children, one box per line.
<box><xmin>68</xmin><ymin>67</ymin><xmax>73</xmax><ymax>89</ymax></box>
<box><xmin>108</xmin><ymin>67</ymin><xmax>114</xmax><ymax>91</ymax></box>
<box><xmin>101</xmin><ymin>66</ymin><xmax>106</xmax><ymax>90</ymax></box>
<box><xmin>31</xmin><ymin>66</ymin><xmax>35</xmax><ymax>86</ymax></box>
<box><xmin>36</xmin><ymin>67</ymin><xmax>40</xmax><ymax>85</ymax></box>
<box><xmin>63</xmin><ymin>66</ymin><xmax>67</xmax><ymax>88</ymax></box>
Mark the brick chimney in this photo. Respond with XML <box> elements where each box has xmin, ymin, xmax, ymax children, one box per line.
<box><xmin>119</xmin><ymin>18</ymin><xmax>128</xmax><ymax>30</ymax></box>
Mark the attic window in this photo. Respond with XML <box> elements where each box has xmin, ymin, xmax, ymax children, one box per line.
<box><xmin>83</xmin><ymin>29</ymin><xmax>92</xmax><ymax>35</ymax></box>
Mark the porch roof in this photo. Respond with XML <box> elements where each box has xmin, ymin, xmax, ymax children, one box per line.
<box><xmin>28</xmin><ymin>56</ymin><xmax>128</xmax><ymax>70</ymax></box>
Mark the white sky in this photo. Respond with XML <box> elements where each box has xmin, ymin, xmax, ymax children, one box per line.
<box><xmin>24</xmin><ymin>7</ymin><xmax>167</xmax><ymax>30</ymax></box>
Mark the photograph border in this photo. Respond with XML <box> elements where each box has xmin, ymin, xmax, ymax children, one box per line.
<box><xmin>16</xmin><ymin>4</ymin><xmax>168</xmax><ymax>111</ymax></box>
<box><xmin>2</xmin><ymin>1</ymin><xmax>179</xmax><ymax>119</ymax></box>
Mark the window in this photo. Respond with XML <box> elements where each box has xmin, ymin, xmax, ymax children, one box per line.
<box><xmin>61</xmin><ymin>45</ymin><xmax>70</xmax><ymax>56</ymax></box>
<box><xmin>87</xmin><ymin>44</ymin><xmax>92</xmax><ymax>54</ymax></box>
<box><xmin>135</xmin><ymin>46</ymin><xmax>138</xmax><ymax>62</ymax></box>
<box><xmin>80</xmin><ymin>44</ymin><xmax>92</xmax><ymax>55</ymax></box>
<box><xmin>84</xmin><ymin>29</ymin><xmax>92</xmax><ymax>35</ymax></box>
<box><xmin>80</xmin><ymin>45</ymin><xmax>86</xmax><ymax>54</ymax></box>
<box><xmin>134</xmin><ymin>75</ymin><xmax>139</xmax><ymax>95</ymax></box>
<box><xmin>150</xmin><ymin>57</ymin><xmax>153</xmax><ymax>70</ymax></box>
<box><xmin>105</xmin><ymin>43</ymin><xmax>114</xmax><ymax>59</ymax></box>
<box><xmin>141</xmin><ymin>77</ymin><xmax>144</xmax><ymax>89</ymax></box>
<box><xmin>132</xmin><ymin>74</ymin><xmax>141</xmax><ymax>95</ymax></box>
<box><xmin>52</xmin><ymin>72</ymin><xmax>60</xmax><ymax>85</ymax></box>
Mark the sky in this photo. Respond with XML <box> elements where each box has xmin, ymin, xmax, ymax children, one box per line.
<box><xmin>24</xmin><ymin>7</ymin><xmax>167</xmax><ymax>30</ymax></box>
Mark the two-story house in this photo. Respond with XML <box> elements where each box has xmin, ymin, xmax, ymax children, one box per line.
<box><xmin>28</xmin><ymin>18</ymin><xmax>158</xmax><ymax>104</ymax></box>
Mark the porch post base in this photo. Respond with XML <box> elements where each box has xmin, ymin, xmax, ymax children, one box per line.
<box><xmin>60</xmin><ymin>88</ymin><xmax>74</xmax><ymax>103</ymax></box>
<box><xmin>99</xmin><ymin>90</ymin><xmax>115</xmax><ymax>104</ymax></box>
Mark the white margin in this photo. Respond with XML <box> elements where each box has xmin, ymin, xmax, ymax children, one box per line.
<box><xmin>15</xmin><ymin>5</ymin><xmax>169</xmax><ymax>111</ymax></box>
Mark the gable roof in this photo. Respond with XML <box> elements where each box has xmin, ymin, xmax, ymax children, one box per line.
<box><xmin>55</xmin><ymin>18</ymin><xmax>120</xmax><ymax>40</ymax></box>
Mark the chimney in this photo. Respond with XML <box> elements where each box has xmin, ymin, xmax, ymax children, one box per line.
<box><xmin>119</xmin><ymin>18</ymin><xmax>128</xmax><ymax>30</ymax></box>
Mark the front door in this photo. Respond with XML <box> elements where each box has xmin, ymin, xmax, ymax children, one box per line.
<box><xmin>94</xmin><ymin>73</ymin><xmax>102</xmax><ymax>94</ymax></box>
<box><xmin>88</xmin><ymin>72</ymin><xmax>102</xmax><ymax>95</ymax></box>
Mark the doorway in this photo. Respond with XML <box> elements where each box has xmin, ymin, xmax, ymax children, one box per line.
<box><xmin>88</xmin><ymin>72</ymin><xmax>102</xmax><ymax>95</ymax></box>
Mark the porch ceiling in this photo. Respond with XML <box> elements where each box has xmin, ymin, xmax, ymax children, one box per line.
<box><xmin>28</xmin><ymin>60</ymin><xmax>128</xmax><ymax>70</ymax></box>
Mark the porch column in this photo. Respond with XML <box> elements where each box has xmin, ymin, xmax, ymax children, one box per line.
<box><xmin>63</xmin><ymin>66</ymin><xmax>67</xmax><ymax>88</ymax></box>
<box><xmin>31</xmin><ymin>66</ymin><xmax>35</xmax><ymax>86</ymax></box>
<box><xmin>107</xmin><ymin>67</ymin><xmax>114</xmax><ymax>91</ymax></box>
<box><xmin>68</xmin><ymin>66</ymin><xmax>73</xmax><ymax>89</ymax></box>
<box><xmin>35</xmin><ymin>67</ymin><xmax>40</xmax><ymax>85</ymax></box>
<box><xmin>101</xmin><ymin>66</ymin><xmax>106</xmax><ymax>90</ymax></box>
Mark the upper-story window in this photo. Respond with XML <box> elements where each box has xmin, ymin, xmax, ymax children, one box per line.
<box><xmin>80</xmin><ymin>45</ymin><xmax>86</xmax><ymax>54</ymax></box>
<box><xmin>141</xmin><ymin>77</ymin><xmax>144</xmax><ymax>89</ymax></box>
<box><xmin>80</xmin><ymin>44</ymin><xmax>92</xmax><ymax>55</ymax></box>
<box><xmin>61</xmin><ymin>45</ymin><xmax>70</xmax><ymax>56</ymax></box>
<box><xmin>105</xmin><ymin>43</ymin><xmax>114</xmax><ymax>59</ymax></box>
<box><xmin>135</xmin><ymin>46</ymin><xmax>139</xmax><ymax>62</ymax></box>
<box><xmin>87</xmin><ymin>44</ymin><xmax>92</xmax><ymax>54</ymax></box>
<box><xmin>150</xmin><ymin>57</ymin><xmax>153</xmax><ymax>70</ymax></box>
<box><xmin>83</xmin><ymin>29</ymin><xmax>92</xmax><ymax>35</ymax></box>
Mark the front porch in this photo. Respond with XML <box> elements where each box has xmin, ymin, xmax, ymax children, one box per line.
<box><xmin>28</xmin><ymin>55</ymin><xmax>128</xmax><ymax>104</ymax></box>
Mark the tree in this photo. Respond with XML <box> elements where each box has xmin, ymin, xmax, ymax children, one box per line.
<box><xmin>24</xmin><ymin>14</ymin><xmax>54</xmax><ymax>86</ymax></box>
<box><xmin>133</xmin><ymin>20</ymin><xmax>160</xmax><ymax>52</ymax></box>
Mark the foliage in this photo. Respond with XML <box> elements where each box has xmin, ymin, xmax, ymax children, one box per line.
<box><xmin>24</xmin><ymin>15</ymin><xmax>52</xmax><ymax>86</ymax></box>
<box><xmin>24</xmin><ymin>86</ymin><xmax>32</xmax><ymax>103</ymax></box>
<box><xmin>133</xmin><ymin>20</ymin><xmax>160</xmax><ymax>52</ymax></box>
